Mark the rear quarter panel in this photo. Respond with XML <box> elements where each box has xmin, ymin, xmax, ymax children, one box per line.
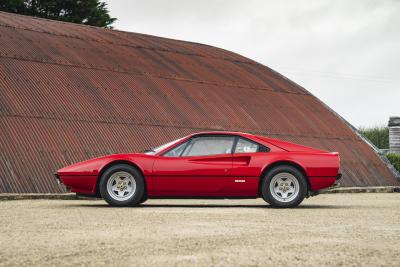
<box><xmin>232</xmin><ymin>151</ymin><xmax>339</xmax><ymax>192</ymax></box>
<box><xmin>232</xmin><ymin>152</ymin><xmax>339</xmax><ymax>177</ymax></box>
<box><xmin>262</xmin><ymin>152</ymin><xmax>340</xmax><ymax>191</ymax></box>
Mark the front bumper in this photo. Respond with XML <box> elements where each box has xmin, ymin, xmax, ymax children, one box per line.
<box><xmin>54</xmin><ymin>173</ymin><xmax>62</xmax><ymax>185</ymax></box>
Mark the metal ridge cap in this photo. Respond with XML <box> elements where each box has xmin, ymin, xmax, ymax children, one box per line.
<box><xmin>0</xmin><ymin>20</ymin><xmax>256</xmax><ymax>66</ymax></box>
<box><xmin>0</xmin><ymin>11</ymin><xmax>242</xmax><ymax>54</ymax></box>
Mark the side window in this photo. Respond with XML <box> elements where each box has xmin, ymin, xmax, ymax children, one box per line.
<box><xmin>235</xmin><ymin>138</ymin><xmax>260</xmax><ymax>153</ymax></box>
<box><xmin>182</xmin><ymin>136</ymin><xmax>235</xmax><ymax>157</ymax></box>
<box><xmin>163</xmin><ymin>141</ymin><xmax>188</xmax><ymax>157</ymax></box>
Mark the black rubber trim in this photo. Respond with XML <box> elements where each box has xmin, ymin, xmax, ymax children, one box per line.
<box><xmin>54</xmin><ymin>173</ymin><xmax>62</xmax><ymax>184</ymax></box>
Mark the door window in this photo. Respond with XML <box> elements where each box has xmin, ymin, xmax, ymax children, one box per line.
<box><xmin>182</xmin><ymin>136</ymin><xmax>235</xmax><ymax>157</ymax></box>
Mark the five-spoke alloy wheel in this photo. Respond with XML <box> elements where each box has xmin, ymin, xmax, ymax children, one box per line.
<box><xmin>100</xmin><ymin>164</ymin><xmax>145</xmax><ymax>207</ymax></box>
<box><xmin>106</xmin><ymin>171</ymin><xmax>137</xmax><ymax>201</ymax></box>
<box><xmin>261</xmin><ymin>165</ymin><xmax>307</xmax><ymax>208</ymax></box>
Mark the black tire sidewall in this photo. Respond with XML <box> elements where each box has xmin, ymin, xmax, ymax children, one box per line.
<box><xmin>138</xmin><ymin>195</ymin><xmax>148</xmax><ymax>205</ymax></box>
<box><xmin>99</xmin><ymin>164</ymin><xmax>145</xmax><ymax>207</ymax></box>
<box><xmin>261</xmin><ymin>165</ymin><xmax>307</xmax><ymax>208</ymax></box>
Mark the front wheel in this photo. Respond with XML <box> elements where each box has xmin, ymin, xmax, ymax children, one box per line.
<box><xmin>261</xmin><ymin>165</ymin><xmax>307</xmax><ymax>208</ymax></box>
<box><xmin>99</xmin><ymin>164</ymin><xmax>145</xmax><ymax>207</ymax></box>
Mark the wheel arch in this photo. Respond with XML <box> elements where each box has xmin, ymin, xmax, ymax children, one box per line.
<box><xmin>95</xmin><ymin>160</ymin><xmax>147</xmax><ymax>198</ymax></box>
<box><xmin>258</xmin><ymin>160</ymin><xmax>311</xmax><ymax>197</ymax></box>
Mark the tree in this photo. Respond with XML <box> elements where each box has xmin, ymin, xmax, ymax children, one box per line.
<box><xmin>0</xmin><ymin>0</ymin><xmax>116</xmax><ymax>28</ymax></box>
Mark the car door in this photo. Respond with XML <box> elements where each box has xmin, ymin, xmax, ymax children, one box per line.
<box><xmin>227</xmin><ymin>137</ymin><xmax>270</xmax><ymax>196</ymax></box>
<box><xmin>152</xmin><ymin>135</ymin><xmax>235</xmax><ymax>196</ymax></box>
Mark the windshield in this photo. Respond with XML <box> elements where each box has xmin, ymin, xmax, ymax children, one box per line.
<box><xmin>144</xmin><ymin>137</ymin><xmax>186</xmax><ymax>155</ymax></box>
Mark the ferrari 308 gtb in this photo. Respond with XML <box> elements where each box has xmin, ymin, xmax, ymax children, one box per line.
<box><xmin>55</xmin><ymin>132</ymin><xmax>341</xmax><ymax>208</ymax></box>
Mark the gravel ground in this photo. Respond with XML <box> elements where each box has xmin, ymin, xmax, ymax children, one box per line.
<box><xmin>0</xmin><ymin>194</ymin><xmax>399</xmax><ymax>267</ymax></box>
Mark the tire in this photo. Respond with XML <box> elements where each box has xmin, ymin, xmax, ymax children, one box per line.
<box><xmin>138</xmin><ymin>195</ymin><xmax>148</xmax><ymax>205</ymax></box>
<box><xmin>99</xmin><ymin>164</ymin><xmax>145</xmax><ymax>207</ymax></box>
<box><xmin>261</xmin><ymin>165</ymin><xmax>307</xmax><ymax>208</ymax></box>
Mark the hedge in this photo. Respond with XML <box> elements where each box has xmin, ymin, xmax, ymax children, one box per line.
<box><xmin>359</xmin><ymin>126</ymin><xmax>389</xmax><ymax>149</ymax></box>
<box><xmin>387</xmin><ymin>153</ymin><xmax>400</xmax><ymax>172</ymax></box>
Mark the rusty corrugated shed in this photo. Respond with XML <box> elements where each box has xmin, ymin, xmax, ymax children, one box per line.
<box><xmin>0</xmin><ymin>11</ymin><xmax>398</xmax><ymax>193</ymax></box>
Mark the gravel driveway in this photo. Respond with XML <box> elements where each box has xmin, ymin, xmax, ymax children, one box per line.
<box><xmin>0</xmin><ymin>193</ymin><xmax>399</xmax><ymax>266</ymax></box>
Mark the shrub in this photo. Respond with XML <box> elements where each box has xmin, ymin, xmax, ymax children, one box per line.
<box><xmin>359</xmin><ymin>126</ymin><xmax>389</xmax><ymax>149</ymax></box>
<box><xmin>387</xmin><ymin>153</ymin><xmax>400</xmax><ymax>172</ymax></box>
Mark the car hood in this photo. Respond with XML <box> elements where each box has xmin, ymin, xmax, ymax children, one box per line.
<box><xmin>57</xmin><ymin>153</ymin><xmax>150</xmax><ymax>174</ymax></box>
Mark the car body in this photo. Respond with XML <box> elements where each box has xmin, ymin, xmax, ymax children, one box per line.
<box><xmin>55</xmin><ymin>131</ymin><xmax>341</xmax><ymax>207</ymax></box>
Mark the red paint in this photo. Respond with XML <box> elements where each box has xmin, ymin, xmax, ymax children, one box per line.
<box><xmin>57</xmin><ymin>132</ymin><xmax>340</xmax><ymax>197</ymax></box>
<box><xmin>308</xmin><ymin>177</ymin><xmax>337</xmax><ymax>191</ymax></box>
<box><xmin>152</xmin><ymin>154</ymin><xmax>232</xmax><ymax>194</ymax></box>
<box><xmin>62</xmin><ymin>175</ymin><xmax>98</xmax><ymax>195</ymax></box>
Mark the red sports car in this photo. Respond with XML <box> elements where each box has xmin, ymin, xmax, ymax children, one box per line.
<box><xmin>55</xmin><ymin>132</ymin><xmax>341</xmax><ymax>208</ymax></box>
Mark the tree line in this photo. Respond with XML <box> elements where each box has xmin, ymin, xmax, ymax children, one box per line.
<box><xmin>0</xmin><ymin>0</ymin><xmax>116</xmax><ymax>28</ymax></box>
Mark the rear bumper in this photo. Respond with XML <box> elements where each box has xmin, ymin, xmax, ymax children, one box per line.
<box><xmin>309</xmin><ymin>173</ymin><xmax>342</xmax><ymax>196</ymax></box>
<box><xmin>333</xmin><ymin>172</ymin><xmax>342</xmax><ymax>187</ymax></box>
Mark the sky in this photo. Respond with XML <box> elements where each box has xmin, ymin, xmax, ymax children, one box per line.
<box><xmin>105</xmin><ymin>0</ymin><xmax>399</xmax><ymax>128</ymax></box>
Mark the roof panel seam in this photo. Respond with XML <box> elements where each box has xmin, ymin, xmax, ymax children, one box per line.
<box><xmin>0</xmin><ymin>113</ymin><xmax>358</xmax><ymax>141</ymax></box>
<box><xmin>0</xmin><ymin>55</ymin><xmax>311</xmax><ymax>96</ymax></box>
<box><xmin>0</xmin><ymin>23</ymin><xmax>257</xmax><ymax>66</ymax></box>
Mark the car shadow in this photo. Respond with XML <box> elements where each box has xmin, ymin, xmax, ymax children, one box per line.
<box><xmin>64</xmin><ymin>203</ymin><xmax>346</xmax><ymax>209</ymax></box>
<box><xmin>140</xmin><ymin>204</ymin><xmax>345</xmax><ymax>209</ymax></box>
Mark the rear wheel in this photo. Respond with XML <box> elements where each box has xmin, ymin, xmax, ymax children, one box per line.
<box><xmin>261</xmin><ymin>165</ymin><xmax>307</xmax><ymax>208</ymax></box>
<box><xmin>138</xmin><ymin>194</ymin><xmax>148</xmax><ymax>205</ymax></box>
<box><xmin>99</xmin><ymin>164</ymin><xmax>145</xmax><ymax>207</ymax></box>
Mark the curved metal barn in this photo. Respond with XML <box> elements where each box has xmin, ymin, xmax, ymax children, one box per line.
<box><xmin>0</xmin><ymin>12</ymin><xmax>398</xmax><ymax>193</ymax></box>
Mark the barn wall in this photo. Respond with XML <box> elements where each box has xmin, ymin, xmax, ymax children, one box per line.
<box><xmin>0</xmin><ymin>12</ymin><xmax>398</xmax><ymax>193</ymax></box>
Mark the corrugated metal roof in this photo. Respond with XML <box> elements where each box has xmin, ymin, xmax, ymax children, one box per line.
<box><xmin>0</xmin><ymin>11</ymin><xmax>398</xmax><ymax>193</ymax></box>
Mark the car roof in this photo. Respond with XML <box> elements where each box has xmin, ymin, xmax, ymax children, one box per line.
<box><xmin>186</xmin><ymin>131</ymin><xmax>275</xmax><ymax>148</ymax></box>
<box><xmin>189</xmin><ymin>131</ymin><xmax>256</xmax><ymax>138</ymax></box>
<box><xmin>154</xmin><ymin>131</ymin><xmax>272</xmax><ymax>156</ymax></box>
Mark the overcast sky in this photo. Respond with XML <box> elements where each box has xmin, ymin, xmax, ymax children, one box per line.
<box><xmin>105</xmin><ymin>0</ymin><xmax>399</xmax><ymax>128</ymax></box>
